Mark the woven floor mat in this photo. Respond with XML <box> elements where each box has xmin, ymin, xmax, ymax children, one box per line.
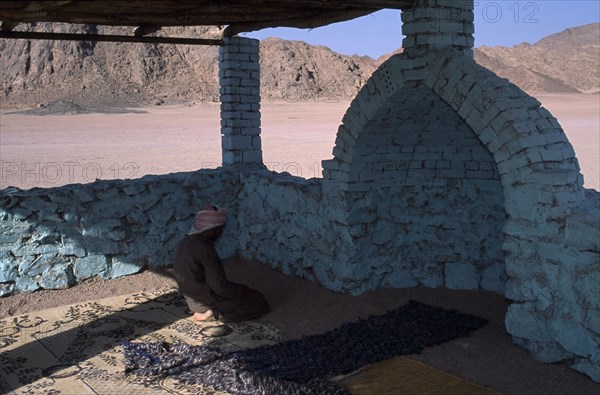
<box><xmin>123</xmin><ymin>300</ymin><xmax>487</xmax><ymax>394</ymax></box>
<box><xmin>337</xmin><ymin>356</ymin><xmax>500</xmax><ymax>394</ymax></box>
<box><xmin>0</xmin><ymin>288</ymin><xmax>286</xmax><ymax>394</ymax></box>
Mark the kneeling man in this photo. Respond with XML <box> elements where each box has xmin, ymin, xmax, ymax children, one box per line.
<box><xmin>173</xmin><ymin>204</ymin><xmax>270</xmax><ymax>322</ymax></box>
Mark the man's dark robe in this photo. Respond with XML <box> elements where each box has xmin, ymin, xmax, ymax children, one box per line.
<box><xmin>173</xmin><ymin>233</ymin><xmax>269</xmax><ymax>322</ymax></box>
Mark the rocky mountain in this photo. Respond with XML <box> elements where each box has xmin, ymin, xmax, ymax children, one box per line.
<box><xmin>260</xmin><ymin>37</ymin><xmax>377</xmax><ymax>102</ymax></box>
<box><xmin>0</xmin><ymin>24</ymin><xmax>224</xmax><ymax>106</ymax></box>
<box><xmin>0</xmin><ymin>22</ymin><xmax>597</xmax><ymax>107</ymax></box>
<box><xmin>0</xmin><ymin>23</ymin><xmax>376</xmax><ymax>106</ymax></box>
<box><xmin>474</xmin><ymin>23</ymin><xmax>600</xmax><ymax>94</ymax></box>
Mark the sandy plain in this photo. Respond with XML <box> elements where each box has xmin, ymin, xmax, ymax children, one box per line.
<box><xmin>0</xmin><ymin>93</ymin><xmax>598</xmax><ymax>191</ymax></box>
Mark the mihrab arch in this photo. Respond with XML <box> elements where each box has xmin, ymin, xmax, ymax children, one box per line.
<box><xmin>323</xmin><ymin>51</ymin><xmax>584</xmax><ymax>291</ymax></box>
<box><xmin>321</xmin><ymin>0</ymin><xmax>598</xmax><ymax>381</ymax></box>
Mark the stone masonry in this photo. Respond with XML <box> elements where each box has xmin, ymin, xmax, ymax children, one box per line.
<box><xmin>401</xmin><ymin>0</ymin><xmax>474</xmax><ymax>56</ymax></box>
<box><xmin>322</xmin><ymin>0</ymin><xmax>599</xmax><ymax>381</ymax></box>
<box><xmin>0</xmin><ymin>0</ymin><xmax>598</xmax><ymax>383</ymax></box>
<box><xmin>345</xmin><ymin>84</ymin><xmax>506</xmax><ymax>293</ymax></box>
<box><xmin>0</xmin><ymin>170</ymin><xmax>241</xmax><ymax>294</ymax></box>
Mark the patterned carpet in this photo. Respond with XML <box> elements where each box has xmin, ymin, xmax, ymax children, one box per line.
<box><xmin>1</xmin><ymin>288</ymin><xmax>493</xmax><ymax>395</ymax></box>
<box><xmin>122</xmin><ymin>300</ymin><xmax>487</xmax><ymax>394</ymax></box>
<box><xmin>0</xmin><ymin>288</ymin><xmax>286</xmax><ymax>394</ymax></box>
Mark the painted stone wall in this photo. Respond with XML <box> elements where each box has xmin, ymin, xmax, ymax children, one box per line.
<box><xmin>0</xmin><ymin>169</ymin><xmax>240</xmax><ymax>296</ymax></box>
<box><xmin>0</xmin><ymin>167</ymin><xmax>335</xmax><ymax>297</ymax></box>
<box><xmin>235</xmin><ymin>172</ymin><xmax>325</xmax><ymax>279</ymax></box>
<box><xmin>319</xmin><ymin>36</ymin><xmax>599</xmax><ymax>386</ymax></box>
<box><xmin>505</xmin><ymin>188</ymin><xmax>600</xmax><ymax>380</ymax></box>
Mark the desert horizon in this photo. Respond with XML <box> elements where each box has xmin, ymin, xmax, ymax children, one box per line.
<box><xmin>2</xmin><ymin>23</ymin><xmax>598</xmax><ymax>192</ymax></box>
<box><xmin>1</xmin><ymin>92</ymin><xmax>598</xmax><ymax>192</ymax></box>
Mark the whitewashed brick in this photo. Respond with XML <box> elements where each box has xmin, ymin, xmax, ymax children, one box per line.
<box><xmin>241</xmin><ymin>78</ymin><xmax>260</xmax><ymax>87</ymax></box>
<box><xmin>251</xmin><ymin>136</ymin><xmax>262</xmax><ymax>150</ymax></box>
<box><xmin>222</xmin><ymin>150</ymin><xmax>241</xmax><ymax>165</ymax></box>
<box><xmin>222</xmin><ymin>135</ymin><xmax>252</xmax><ymax>150</ymax></box>
<box><xmin>544</xmin><ymin>132</ymin><xmax>567</xmax><ymax>145</ymax></box>
<box><xmin>402</xmin><ymin>36</ymin><xmax>416</xmax><ymax>48</ymax></box>
<box><xmin>236</xmin><ymin>111</ymin><xmax>259</xmax><ymax>120</ymax></box>
<box><xmin>519</xmin><ymin>134</ymin><xmax>547</xmax><ymax>149</ymax></box>
<box><xmin>240</xmin><ymin>127</ymin><xmax>261</xmax><ymax>136</ymax></box>
<box><xmin>240</xmin><ymin>95</ymin><xmax>261</xmax><ymax>104</ymax></box>
<box><xmin>221</xmin><ymin>94</ymin><xmax>241</xmax><ymax>102</ymax></box>
<box><xmin>478</xmin><ymin>127</ymin><xmax>496</xmax><ymax>146</ymax></box>
<box><xmin>242</xmin><ymin>150</ymin><xmax>262</xmax><ymax>163</ymax></box>
<box><xmin>561</xmin><ymin>146</ymin><xmax>576</xmax><ymax>160</ymax></box>
<box><xmin>541</xmin><ymin>150</ymin><xmax>564</xmax><ymax>162</ymax></box>
<box><xmin>221</xmin><ymin>110</ymin><xmax>241</xmax><ymax>119</ymax></box>
<box><xmin>526</xmin><ymin>150</ymin><xmax>543</xmax><ymax>163</ymax></box>
<box><xmin>535</xmin><ymin>118</ymin><xmax>553</xmax><ymax>131</ymax></box>
<box><xmin>223</xmin><ymin>119</ymin><xmax>252</xmax><ymax>128</ymax></box>
<box><xmin>488</xmin><ymin>127</ymin><xmax>517</xmax><ymax>153</ymax></box>
<box><xmin>220</xmin><ymin>53</ymin><xmax>251</xmax><ymax>62</ymax></box>
<box><xmin>404</xmin><ymin>69</ymin><xmax>427</xmax><ymax>81</ymax></box>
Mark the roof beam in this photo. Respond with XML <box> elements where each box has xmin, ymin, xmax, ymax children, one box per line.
<box><xmin>0</xmin><ymin>30</ymin><xmax>223</xmax><ymax>45</ymax></box>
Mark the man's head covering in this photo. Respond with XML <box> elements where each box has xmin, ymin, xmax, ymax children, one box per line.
<box><xmin>189</xmin><ymin>204</ymin><xmax>227</xmax><ymax>235</ymax></box>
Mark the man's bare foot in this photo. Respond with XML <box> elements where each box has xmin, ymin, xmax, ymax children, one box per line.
<box><xmin>193</xmin><ymin>310</ymin><xmax>214</xmax><ymax>322</ymax></box>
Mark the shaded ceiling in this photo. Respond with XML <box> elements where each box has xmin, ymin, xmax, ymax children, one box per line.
<box><xmin>0</xmin><ymin>0</ymin><xmax>411</xmax><ymax>36</ymax></box>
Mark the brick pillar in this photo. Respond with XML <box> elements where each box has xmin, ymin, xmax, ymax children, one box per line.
<box><xmin>401</xmin><ymin>0</ymin><xmax>474</xmax><ymax>57</ymax></box>
<box><xmin>219</xmin><ymin>37</ymin><xmax>262</xmax><ymax>167</ymax></box>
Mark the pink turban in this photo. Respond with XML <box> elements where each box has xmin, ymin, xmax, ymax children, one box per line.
<box><xmin>189</xmin><ymin>204</ymin><xmax>228</xmax><ymax>235</ymax></box>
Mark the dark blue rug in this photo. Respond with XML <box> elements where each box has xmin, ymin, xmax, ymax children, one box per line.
<box><xmin>123</xmin><ymin>300</ymin><xmax>487</xmax><ymax>394</ymax></box>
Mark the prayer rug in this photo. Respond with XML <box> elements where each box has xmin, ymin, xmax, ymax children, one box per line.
<box><xmin>336</xmin><ymin>356</ymin><xmax>500</xmax><ymax>394</ymax></box>
<box><xmin>124</xmin><ymin>300</ymin><xmax>487</xmax><ymax>394</ymax></box>
<box><xmin>0</xmin><ymin>288</ymin><xmax>286</xmax><ymax>394</ymax></box>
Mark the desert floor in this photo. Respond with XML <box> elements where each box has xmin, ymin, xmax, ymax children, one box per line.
<box><xmin>0</xmin><ymin>93</ymin><xmax>598</xmax><ymax>190</ymax></box>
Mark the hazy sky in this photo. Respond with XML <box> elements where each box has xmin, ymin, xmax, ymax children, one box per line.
<box><xmin>242</xmin><ymin>1</ymin><xmax>600</xmax><ymax>58</ymax></box>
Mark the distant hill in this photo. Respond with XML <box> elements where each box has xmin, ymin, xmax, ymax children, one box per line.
<box><xmin>1</xmin><ymin>22</ymin><xmax>598</xmax><ymax>107</ymax></box>
<box><xmin>0</xmin><ymin>24</ymin><xmax>376</xmax><ymax>106</ymax></box>
<box><xmin>474</xmin><ymin>23</ymin><xmax>600</xmax><ymax>94</ymax></box>
<box><xmin>259</xmin><ymin>37</ymin><xmax>378</xmax><ymax>102</ymax></box>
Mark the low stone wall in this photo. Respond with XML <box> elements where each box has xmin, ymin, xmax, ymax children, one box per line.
<box><xmin>0</xmin><ymin>164</ymin><xmax>507</xmax><ymax>297</ymax></box>
<box><xmin>235</xmin><ymin>171</ymin><xmax>325</xmax><ymax>279</ymax></box>
<box><xmin>505</xmin><ymin>188</ymin><xmax>600</xmax><ymax>381</ymax></box>
<box><xmin>0</xmin><ymin>169</ymin><xmax>239</xmax><ymax>296</ymax></box>
<box><xmin>1</xmin><ymin>166</ymin><xmax>599</xmax><ymax>381</ymax></box>
<box><xmin>0</xmin><ymin>167</ymin><xmax>333</xmax><ymax>297</ymax></box>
